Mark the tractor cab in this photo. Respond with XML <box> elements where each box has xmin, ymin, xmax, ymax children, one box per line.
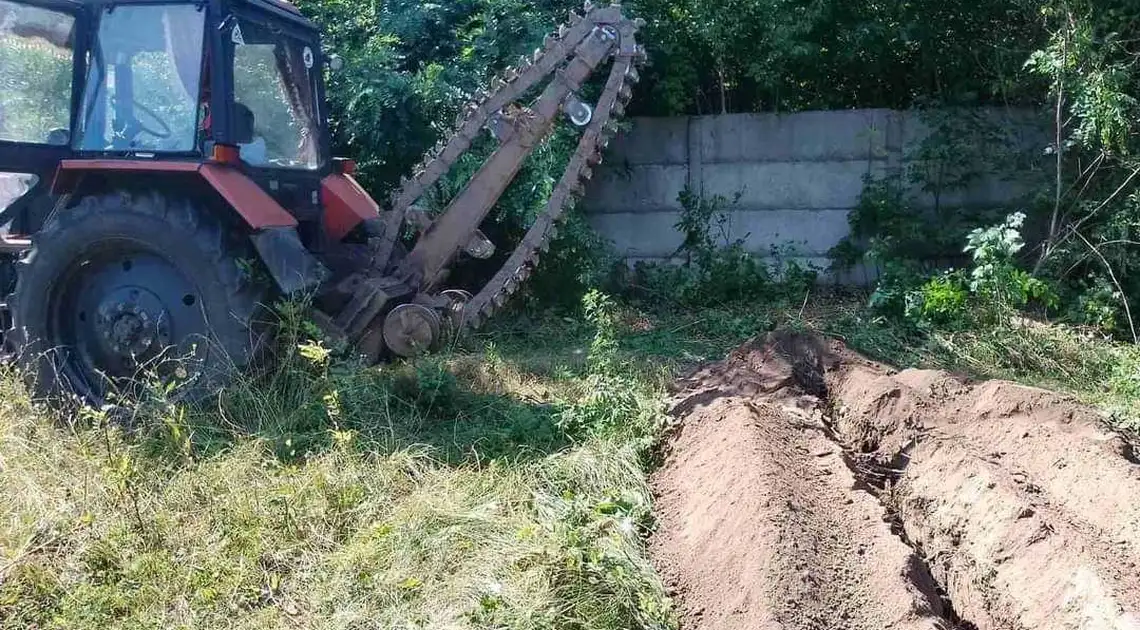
<box><xmin>74</xmin><ymin>0</ymin><xmax>325</xmax><ymax>168</ymax></box>
<box><xmin>0</xmin><ymin>0</ymin><xmax>332</xmax><ymax>232</ymax></box>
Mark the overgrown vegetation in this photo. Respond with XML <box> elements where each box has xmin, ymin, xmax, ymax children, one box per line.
<box><xmin>821</xmin><ymin>0</ymin><xmax>1140</xmax><ymax>347</ymax></box>
<box><xmin>626</xmin><ymin>187</ymin><xmax>817</xmax><ymax>308</ymax></box>
<box><xmin>0</xmin><ymin>297</ymin><xmax>678</xmax><ymax>629</ymax></box>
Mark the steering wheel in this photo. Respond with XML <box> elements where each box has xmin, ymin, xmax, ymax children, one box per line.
<box><xmin>130</xmin><ymin>98</ymin><xmax>173</xmax><ymax>140</ymax></box>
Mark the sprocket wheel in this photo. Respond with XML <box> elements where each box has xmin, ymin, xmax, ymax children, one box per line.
<box><xmin>382</xmin><ymin>303</ymin><xmax>441</xmax><ymax>358</ymax></box>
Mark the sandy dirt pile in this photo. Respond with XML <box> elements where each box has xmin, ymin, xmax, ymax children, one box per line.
<box><xmin>651</xmin><ymin>331</ymin><xmax>1140</xmax><ymax>630</ymax></box>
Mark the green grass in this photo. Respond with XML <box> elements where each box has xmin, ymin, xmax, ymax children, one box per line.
<box><xmin>0</xmin><ymin>300</ymin><xmax>677</xmax><ymax>630</ymax></box>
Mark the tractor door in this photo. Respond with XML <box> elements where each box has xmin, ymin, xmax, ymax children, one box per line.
<box><xmin>0</xmin><ymin>0</ymin><xmax>84</xmax><ymax>237</ymax></box>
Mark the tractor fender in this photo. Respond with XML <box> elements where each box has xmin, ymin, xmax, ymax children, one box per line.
<box><xmin>50</xmin><ymin>159</ymin><xmax>329</xmax><ymax>295</ymax></box>
<box><xmin>320</xmin><ymin>172</ymin><xmax>382</xmax><ymax>241</ymax></box>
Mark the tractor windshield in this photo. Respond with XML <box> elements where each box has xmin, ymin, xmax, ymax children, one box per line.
<box><xmin>231</xmin><ymin>20</ymin><xmax>320</xmax><ymax>170</ymax></box>
<box><xmin>76</xmin><ymin>4</ymin><xmax>206</xmax><ymax>153</ymax></box>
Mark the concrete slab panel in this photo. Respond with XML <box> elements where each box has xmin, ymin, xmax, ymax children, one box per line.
<box><xmin>700</xmin><ymin>161</ymin><xmax>871</xmax><ymax>210</ymax></box>
<box><xmin>605</xmin><ymin>117</ymin><xmax>690</xmax><ymax>166</ymax></box>
<box><xmin>725</xmin><ymin>209</ymin><xmax>853</xmax><ymax>255</ymax></box>
<box><xmin>700</xmin><ymin>110</ymin><xmax>895</xmax><ymax>163</ymax></box>
<box><xmin>587</xmin><ymin>208</ymin><xmax>853</xmax><ymax>259</ymax></box>
<box><xmin>904</xmin><ymin>171</ymin><xmax>1046</xmax><ymax>209</ymax></box>
<box><xmin>583</xmin><ymin>164</ymin><xmax>689</xmax><ymax>214</ymax></box>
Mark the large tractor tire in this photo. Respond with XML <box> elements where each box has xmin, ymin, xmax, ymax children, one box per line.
<box><xmin>7</xmin><ymin>190</ymin><xmax>270</xmax><ymax>407</ymax></box>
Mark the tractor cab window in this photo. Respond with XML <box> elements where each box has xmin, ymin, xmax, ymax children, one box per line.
<box><xmin>231</xmin><ymin>21</ymin><xmax>319</xmax><ymax>170</ymax></box>
<box><xmin>0</xmin><ymin>0</ymin><xmax>76</xmax><ymax>146</ymax></box>
<box><xmin>77</xmin><ymin>4</ymin><xmax>206</xmax><ymax>153</ymax></box>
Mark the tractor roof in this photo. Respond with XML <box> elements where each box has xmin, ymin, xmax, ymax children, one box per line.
<box><xmin>78</xmin><ymin>0</ymin><xmax>318</xmax><ymax>32</ymax></box>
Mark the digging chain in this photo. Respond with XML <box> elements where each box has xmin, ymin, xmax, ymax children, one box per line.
<box><xmin>378</xmin><ymin>2</ymin><xmax>647</xmax><ymax>331</ymax></box>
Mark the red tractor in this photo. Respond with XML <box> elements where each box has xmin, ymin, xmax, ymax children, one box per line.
<box><xmin>0</xmin><ymin>0</ymin><xmax>644</xmax><ymax>405</ymax></box>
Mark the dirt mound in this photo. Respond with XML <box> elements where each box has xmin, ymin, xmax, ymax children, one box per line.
<box><xmin>651</xmin><ymin>330</ymin><xmax>1140</xmax><ymax>630</ymax></box>
<box><xmin>651</xmin><ymin>396</ymin><xmax>948</xmax><ymax>630</ymax></box>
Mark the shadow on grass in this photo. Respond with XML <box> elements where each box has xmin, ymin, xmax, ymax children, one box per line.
<box><xmin>127</xmin><ymin>350</ymin><xmax>576</xmax><ymax>469</ymax></box>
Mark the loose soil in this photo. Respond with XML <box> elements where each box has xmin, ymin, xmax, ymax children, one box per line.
<box><xmin>651</xmin><ymin>330</ymin><xmax>1140</xmax><ymax>630</ymax></box>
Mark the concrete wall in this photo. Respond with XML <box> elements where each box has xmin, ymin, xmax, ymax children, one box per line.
<box><xmin>582</xmin><ymin>108</ymin><xmax>1048</xmax><ymax>284</ymax></box>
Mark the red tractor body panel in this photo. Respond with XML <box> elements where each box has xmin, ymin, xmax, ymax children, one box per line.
<box><xmin>320</xmin><ymin>173</ymin><xmax>381</xmax><ymax>240</ymax></box>
<box><xmin>198</xmin><ymin>164</ymin><xmax>298</xmax><ymax>229</ymax></box>
<box><xmin>52</xmin><ymin>159</ymin><xmax>299</xmax><ymax>230</ymax></box>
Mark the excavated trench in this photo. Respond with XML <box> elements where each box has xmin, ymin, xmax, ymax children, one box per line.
<box><xmin>649</xmin><ymin>331</ymin><xmax>1140</xmax><ymax>630</ymax></box>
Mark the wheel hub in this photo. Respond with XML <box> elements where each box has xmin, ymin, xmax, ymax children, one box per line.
<box><xmin>93</xmin><ymin>287</ymin><xmax>172</xmax><ymax>360</ymax></box>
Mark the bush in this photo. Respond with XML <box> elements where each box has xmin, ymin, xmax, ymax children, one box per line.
<box><xmin>866</xmin><ymin>212</ymin><xmax>1057</xmax><ymax>332</ymax></box>
<box><xmin>630</xmin><ymin>188</ymin><xmax>821</xmax><ymax>308</ymax></box>
<box><xmin>905</xmin><ymin>271</ymin><xmax>970</xmax><ymax>329</ymax></box>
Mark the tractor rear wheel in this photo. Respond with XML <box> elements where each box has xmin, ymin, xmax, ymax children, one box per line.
<box><xmin>7</xmin><ymin>190</ymin><xmax>269</xmax><ymax>407</ymax></box>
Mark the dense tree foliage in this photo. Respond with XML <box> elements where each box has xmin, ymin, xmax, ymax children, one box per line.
<box><xmin>633</xmin><ymin>0</ymin><xmax>1046</xmax><ymax>114</ymax></box>
<box><xmin>1022</xmin><ymin>0</ymin><xmax>1140</xmax><ymax>336</ymax></box>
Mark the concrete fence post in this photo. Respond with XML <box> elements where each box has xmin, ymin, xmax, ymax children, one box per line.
<box><xmin>686</xmin><ymin>116</ymin><xmax>703</xmax><ymax>198</ymax></box>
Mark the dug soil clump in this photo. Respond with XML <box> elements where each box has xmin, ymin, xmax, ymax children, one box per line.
<box><xmin>652</xmin><ymin>330</ymin><xmax>1140</xmax><ymax>630</ymax></box>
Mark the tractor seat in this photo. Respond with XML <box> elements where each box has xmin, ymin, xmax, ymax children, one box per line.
<box><xmin>233</xmin><ymin>103</ymin><xmax>267</xmax><ymax>166</ymax></box>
